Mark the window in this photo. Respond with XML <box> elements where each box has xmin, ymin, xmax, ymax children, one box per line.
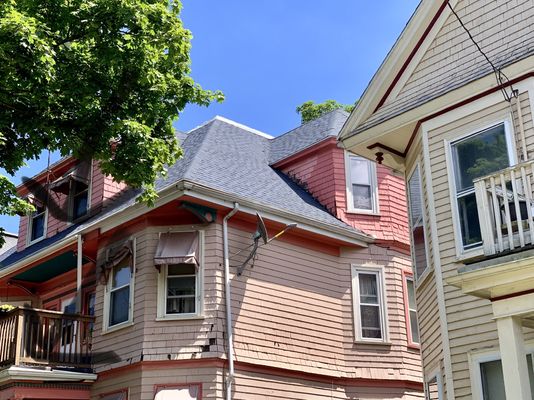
<box><xmin>103</xmin><ymin>241</ymin><xmax>135</xmax><ymax>331</ymax></box>
<box><xmin>156</xmin><ymin>231</ymin><xmax>202</xmax><ymax>319</ymax></box>
<box><xmin>450</xmin><ymin>123</ymin><xmax>513</xmax><ymax>251</ymax></box>
<box><xmin>154</xmin><ymin>384</ymin><xmax>201</xmax><ymax>400</ymax></box>
<box><xmin>29</xmin><ymin>203</ymin><xmax>46</xmax><ymax>243</ymax></box>
<box><xmin>346</xmin><ymin>154</ymin><xmax>378</xmax><ymax>213</ymax></box>
<box><xmin>404</xmin><ymin>275</ymin><xmax>419</xmax><ymax>345</ymax></box>
<box><xmin>426</xmin><ymin>374</ymin><xmax>442</xmax><ymax>400</ymax></box>
<box><xmin>71</xmin><ymin>180</ymin><xmax>89</xmax><ymax>220</ymax></box>
<box><xmin>407</xmin><ymin>165</ymin><xmax>428</xmax><ymax>278</ymax></box>
<box><xmin>351</xmin><ymin>266</ymin><xmax>388</xmax><ymax>342</ymax></box>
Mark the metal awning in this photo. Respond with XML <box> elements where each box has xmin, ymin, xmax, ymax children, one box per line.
<box><xmin>154</xmin><ymin>232</ymin><xmax>199</xmax><ymax>266</ymax></box>
<box><xmin>12</xmin><ymin>250</ymin><xmax>88</xmax><ymax>283</ymax></box>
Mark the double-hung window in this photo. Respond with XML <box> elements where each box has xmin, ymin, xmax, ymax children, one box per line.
<box><xmin>156</xmin><ymin>231</ymin><xmax>202</xmax><ymax>319</ymax></box>
<box><xmin>71</xmin><ymin>180</ymin><xmax>89</xmax><ymax>221</ymax></box>
<box><xmin>450</xmin><ymin>123</ymin><xmax>513</xmax><ymax>251</ymax></box>
<box><xmin>405</xmin><ymin>275</ymin><xmax>419</xmax><ymax>345</ymax></box>
<box><xmin>407</xmin><ymin>165</ymin><xmax>428</xmax><ymax>278</ymax></box>
<box><xmin>346</xmin><ymin>154</ymin><xmax>378</xmax><ymax>213</ymax></box>
<box><xmin>351</xmin><ymin>266</ymin><xmax>388</xmax><ymax>342</ymax></box>
<box><xmin>29</xmin><ymin>203</ymin><xmax>46</xmax><ymax>243</ymax></box>
<box><xmin>104</xmin><ymin>240</ymin><xmax>135</xmax><ymax>331</ymax></box>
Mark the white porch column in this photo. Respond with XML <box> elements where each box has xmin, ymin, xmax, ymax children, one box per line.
<box><xmin>495</xmin><ymin>315</ymin><xmax>532</xmax><ymax>400</ymax></box>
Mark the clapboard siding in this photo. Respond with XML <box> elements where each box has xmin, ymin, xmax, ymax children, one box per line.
<box><xmin>423</xmin><ymin>91</ymin><xmax>534</xmax><ymax>398</ymax></box>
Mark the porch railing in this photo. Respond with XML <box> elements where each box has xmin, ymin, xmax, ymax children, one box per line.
<box><xmin>0</xmin><ymin>307</ymin><xmax>94</xmax><ymax>369</ymax></box>
<box><xmin>474</xmin><ymin>161</ymin><xmax>534</xmax><ymax>256</ymax></box>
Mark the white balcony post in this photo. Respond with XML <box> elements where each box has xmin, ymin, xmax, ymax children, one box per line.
<box><xmin>495</xmin><ymin>316</ymin><xmax>532</xmax><ymax>400</ymax></box>
<box><xmin>474</xmin><ymin>179</ymin><xmax>495</xmax><ymax>255</ymax></box>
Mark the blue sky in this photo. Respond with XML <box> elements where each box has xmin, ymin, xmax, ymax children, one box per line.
<box><xmin>1</xmin><ymin>0</ymin><xmax>420</xmax><ymax>234</ymax></box>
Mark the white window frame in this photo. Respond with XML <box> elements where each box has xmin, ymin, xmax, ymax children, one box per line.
<box><xmin>345</xmin><ymin>152</ymin><xmax>379</xmax><ymax>214</ymax></box>
<box><xmin>27</xmin><ymin>204</ymin><xmax>48</xmax><ymax>246</ymax></box>
<box><xmin>406</xmin><ymin>162</ymin><xmax>431</xmax><ymax>281</ymax></box>
<box><xmin>404</xmin><ymin>273</ymin><xmax>420</xmax><ymax>346</ymax></box>
<box><xmin>351</xmin><ymin>264</ymin><xmax>389</xmax><ymax>343</ymax></box>
<box><xmin>425</xmin><ymin>369</ymin><xmax>443</xmax><ymax>400</ymax></box>
<box><xmin>445</xmin><ymin>118</ymin><xmax>516</xmax><ymax>258</ymax></box>
<box><xmin>103</xmin><ymin>237</ymin><xmax>136</xmax><ymax>333</ymax></box>
<box><xmin>156</xmin><ymin>229</ymin><xmax>204</xmax><ymax>321</ymax></box>
<box><xmin>468</xmin><ymin>347</ymin><xmax>534</xmax><ymax>400</ymax></box>
<box><xmin>68</xmin><ymin>160</ymin><xmax>93</xmax><ymax>224</ymax></box>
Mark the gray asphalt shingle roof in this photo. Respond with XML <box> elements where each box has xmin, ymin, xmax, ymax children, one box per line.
<box><xmin>0</xmin><ymin>111</ymin><xmax>366</xmax><ymax>270</ymax></box>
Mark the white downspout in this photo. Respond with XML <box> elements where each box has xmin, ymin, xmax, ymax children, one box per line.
<box><xmin>223</xmin><ymin>202</ymin><xmax>239</xmax><ymax>400</ymax></box>
<box><xmin>75</xmin><ymin>234</ymin><xmax>83</xmax><ymax>314</ymax></box>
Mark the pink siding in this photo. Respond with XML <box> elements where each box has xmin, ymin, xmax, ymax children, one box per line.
<box><xmin>279</xmin><ymin>140</ymin><xmax>410</xmax><ymax>246</ymax></box>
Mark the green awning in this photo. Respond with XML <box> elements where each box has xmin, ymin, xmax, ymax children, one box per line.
<box><xmin>13</xmin><ymin>251</ymin><xmax>87</xmax><ymax>283</ymax></box>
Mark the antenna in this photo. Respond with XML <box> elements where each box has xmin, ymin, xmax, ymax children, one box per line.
<box><xmin>236</xmin><ymin>213</ymin><xmax>297</xmax><ymax>276</ymax></box>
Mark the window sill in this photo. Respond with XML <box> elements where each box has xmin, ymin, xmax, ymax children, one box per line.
<box><xmin>345</xmin><ymin>209</ymin><xmax>381</xmax><ymax>216</ymax></box>
<box><xmin>102</xmin><ymin>321</ymin><xmax>134</xmax><ymax>335</ymax></box>
<box><xmin>408</xmin><ymin>343</ymin><xmax>421</xmax><ymax>350</ymax></box>
<box><xmin>354</xmin><ymin>340</ymin><xmax>392</xmax><ymax>346</ymax></box>
<box><xmin>415</xmin><ymin>267</ymin><xmax>433</xmax><ymax>288</ymax></box>
<box><xmin>27</xmin><ymin>235</ymin><xmax>46</xmax><ymax>247</ymax></box>
<box><xmin>155</xmin><ymin>314</ymin><xmax>204</xmax><ymax>322</ymax></box>
<box><xmin>455</xmin><ymin>247</ymin><xmax>484</xmax><ymax>263</ymax></box>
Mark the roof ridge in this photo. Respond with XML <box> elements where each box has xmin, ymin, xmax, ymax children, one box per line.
<box><xmin>187</xmin><ymin>115</ymin><xmax>273</xmax><ymax>139</ymax></box>
<box><xmin>273</xmin><ymin>108</ymin><xmax>348</xmax><ymax>141</ymax></box>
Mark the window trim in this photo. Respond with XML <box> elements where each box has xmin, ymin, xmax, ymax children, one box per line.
<box><xmin>425</xmin><ymin>369</ymin><xmax>443</xmax><ymax>400</ymax></box>
<box><xmin>345</xmin><ymin>152</ymin><xmax>379</xmax><ymax>215</ymax></box>
<box><xmin>154</xmin><ymin>383</ymin><xmax>202</xmax><ymax>400</ymax></box>
<box><xmin>68</xmin><ymin>160</ymin><xmax>93</xmax><ymax>223</ymax></box>
<box><xmin>402</xmin><ymin>271</ymin><xmax>420</xmax><ymax>348</ymax></box>
<box><xmin>468</xmin><ymin>347</ymin><xmax>534</xmax><ymax>400</ymax></box>
<box><xmin>102</xmin><ymin>237</ymin><xmax>136</xmax><ymax>334</ymax></box>
<box><xmin>406</xmin><ymin>163</ymin><xmax>430</xmax><ymax>281</ymax></box>
<box><xmin>156</xmin><ymin>229</ymin><xmax>204</xmax><ymax>321</ymax></box>
<box><xmin>445</xmin><ymin>118</ymin><xmax>516</xmax><ymax>257</ymax></box>
<box><xmin>99</xmin><ymin>388</ymin><xmax>129</xmax><ymax>400</ymax></box>
<box><xmin>27</xmin><ymin>205</ymin><xmax>48</xmax><ymax>246</ymax></box>
<box><xmin>351</xmin><ymin>264</ymin><xmax>389</xmax><ymax>343</ymax></box>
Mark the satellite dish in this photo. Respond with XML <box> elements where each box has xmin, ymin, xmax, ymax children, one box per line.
<box><xmin>235</xmin><ymin>212</ymin><xmax>297</xmax><ymax>276</ymax></box>
<box><xmin>253</xmin><ymin>213</ymin><xmax>268</xmax><ymax>245</ymax></box>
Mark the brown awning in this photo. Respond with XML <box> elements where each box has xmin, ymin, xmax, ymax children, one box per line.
<box><xmin>49</xmin><ymin>161</ymin><xmax>91</xmax><ymax>195</ymax></box>
<box><xmin>154</xmin><ymin>232</ymin><xmax>199</xmax><ymax>266</ymax></box>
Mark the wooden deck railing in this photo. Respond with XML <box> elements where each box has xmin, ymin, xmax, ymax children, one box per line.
<box><xmin>0</xmin><ymin>307</ymin><xmax>94</xmax><ymax>369</ymax></box>
<box><xmin>474</xmin><ymin>161</ymin><xmax>534</xmax><ymax>256</ymax></box>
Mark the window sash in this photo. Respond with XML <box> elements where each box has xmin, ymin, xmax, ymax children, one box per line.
<box><xmin>352</xmin><ymin>268</ymin><xmax>386</xmax><ymax>341</ymax></box>
<box><xmin>405</xmin><ymin>276</ymin><xmax>419</xmax><ymax>344</ymax></box>
<box><xmin>407</xmin><ymin>165</ymin><xmax>428</xmax><ymax>279</ymax></box>
<box><xmin>165</xmin><ymin>268</ymin><xmax>197</xmax><ymax>315</ymax></box>
<box><xmin>347</xmin><ymin>154</ymin><xmax>377</xmax><ymax>213</ymax></box>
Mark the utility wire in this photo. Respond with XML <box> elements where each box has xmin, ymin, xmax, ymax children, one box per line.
<box><xmin>447</xmin><ymin>1</ymin><xmax>517</xmax><ymax>102</ymax></box>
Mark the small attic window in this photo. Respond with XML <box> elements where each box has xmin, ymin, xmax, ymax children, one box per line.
<box><xmin>72</xmin><ymin>180</ymin><xmax>89</xmax><ymax>220</ymax></box>
<box><xmin>345</xmin><ymin>153</ymin><xmax>379</xmax><ymax>214</ymax></box>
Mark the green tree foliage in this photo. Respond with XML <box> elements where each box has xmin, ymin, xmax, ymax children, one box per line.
<box><xmin>296</xmin><ymin>100</ymin><xmax>355</xmax><ymax>124</ymax></box>
<box><xmin>0</xmin><ymin>0</ymin><xmax>223</xmax><ymax>227</ymax></box>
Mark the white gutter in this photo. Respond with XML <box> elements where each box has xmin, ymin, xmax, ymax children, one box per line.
<box><xmin>223</xmin><ymin>203</ymin><xmax>239</xmax><ymax>400</ymax></box>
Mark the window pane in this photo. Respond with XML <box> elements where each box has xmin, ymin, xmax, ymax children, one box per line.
<box><xmin>167</xmin><ymin>297</ymin><xmax>196</xmax><ymax>314</ymax></box>
<box><xmin>352</xmin><ymin>184</ymin><xmax>372</xmax><ymax>210</ymax></box>
<box><xmin>360</xmin><ymin>305</ymin><xmax>381</xmax><ymax>338</ymax></box>
<box><xmin>73</xmin><ymin>192</ymin><xmax>88</xmax><ymax>219</ymax></box>
<box><xmin>110</xmin><ymin>286</ymin><xmax>129</xmax><ymax>326</ymax></box>
<box><xmin>112</xmin><ymin>264</ymin><xmax>131</xmax><ymax>289</ymax></box>
<box><xmin>31</xmin><ymin>213</ymin><xmax>45</xmax><ymax>241</ymax></box>
<box><xmin>452</xmin><ymin>124</ymin><xmax>509</xmax><ymax>193</ymax></box>
<box><xmin>167</xmin><ymin>276</ymin><xmax>196</xmax><ymax>297</ymax></box>
<box><xmin>410</xmin><ymin>310</ymin><xmax>419</xmax><ymax>343</ymax></box>
<box><xmin>458</xmin><ymin>193</ymin><xmax>482</xmax><ymax>248</ymax></box>
<box><xmin>168</xmin><ymin>264</ymin><xmax>196</xmax><ymax>275</ymax></box>
<box><xmin>408</xmin><ymin>167</ymin><xmax>428</xmax><ymax>277</ymax></box>
<box><xmin>480</xmin><ymin>360</ymin><xmax>505</xmax><ymax>400</ymax></box>
<box><xmin>359</xmin><ymin>274</ymin><xmax>378</xmax><ymax>304</ymax></box>
<box><xmin>350</xmin><ymin>157</ymin><xmax>370</xmax><ymax>185</ymax></box>
<box><xmin>407</xmin><ymin>279</ymin><xmax>416</xmax><ymax>309</ymax></box>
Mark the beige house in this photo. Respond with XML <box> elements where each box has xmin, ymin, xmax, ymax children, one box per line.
<box><xmin>339</xmin><ymin>0</ymin><xmax>534</xmax><ymax>399</ymax></box>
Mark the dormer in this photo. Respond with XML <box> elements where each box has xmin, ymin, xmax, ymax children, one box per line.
<box><xmin>16</xmin><ymin>157</ymin><xmax>127</xmax><ymax>251</ymax></box>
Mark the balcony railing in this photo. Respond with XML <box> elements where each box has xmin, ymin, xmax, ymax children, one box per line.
<box><xmin>474</xmin><ymin>161</ymin><xmax>534</xmax><ymax>256</ymax></box>
<box><xmin>0</xmin><ymin>307</ymin><xmax>94</xmax><ymax>370</ymax></box>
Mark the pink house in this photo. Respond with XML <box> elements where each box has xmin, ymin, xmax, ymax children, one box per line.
<box><xmin>0</xmin><ymin>110</ymin><xmax>422</xmax><ymax>399</ymax></box>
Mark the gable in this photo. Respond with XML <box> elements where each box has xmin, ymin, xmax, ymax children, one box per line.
<box><xmin>380</xmin><ymin>0</ymin><xmax>534</xmax><ymax>118</ymax></box>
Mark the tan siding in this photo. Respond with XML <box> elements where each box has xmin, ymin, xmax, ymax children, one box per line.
<box><xmin>425</xmin><ymin>92</ymin><xmax>534</xmax><ymax>399</ymax></box>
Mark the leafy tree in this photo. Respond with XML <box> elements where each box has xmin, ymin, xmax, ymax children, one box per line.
<box><xmin>0</xmin><ymin>0</ymin><xmax>223</xmax><ymax>239</ymax></box>
<box><xmin>296</xmin><ymin>100</ymin><xmax>355</xmax><ymax>124</ymax></box>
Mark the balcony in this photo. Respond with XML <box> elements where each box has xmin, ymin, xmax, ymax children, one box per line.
<box><xmin>474</xmin><ymin>160</ymin><xmax>534</xmax><ymax>256</ymax></box>
<box><xmin>0</xmin><ymin>307</ymin><xmax>94</xmax><ymax>371</ymax></box>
